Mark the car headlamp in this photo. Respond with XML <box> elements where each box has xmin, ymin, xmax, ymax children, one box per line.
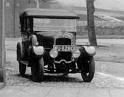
<box><xmin>50</xmin><ymin>49</ymin><xmax>58</xmax><ymax>58</ymax></box>
<box><xmin>84</xmin><ymin>46</ymin><xmax>96</xmax><ymax>56</ymax></box>
<box><xmin>73</xmin><ymin>49</ymin><xmax>81</xmax><ymax>58</ymax></box>
<box><xmin>33</xmin><ymin>46</ymin><xmax>44</xmax><ymax>55</ymax></box>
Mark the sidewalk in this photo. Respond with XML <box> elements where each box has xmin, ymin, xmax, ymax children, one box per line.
<box><xmin>0</xmin><ymin>83</ymin><xmax>5</xmax><ymax>89</ymax></box>
<box><xmin>0</xmin><ymin>85</ymin><xmax>124</xmax><ymax>97</ymax></box>
<box><xmin>76</xmin><ymin>39</ymin><xmax>124</xmax><ymax>46</ymax></box>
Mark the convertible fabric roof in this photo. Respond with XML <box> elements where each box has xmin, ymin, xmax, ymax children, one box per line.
<box><xmin>20</xmin><ymin>8</ymin><xmax>79</xmax><ymax>19</ymax></box>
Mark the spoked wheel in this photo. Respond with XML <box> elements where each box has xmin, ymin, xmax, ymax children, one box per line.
<box><xmin>80</xmin><ymin>57</ymin><xmax>95</xmax><ymax>82</ymax></box>
<box><xmin>19</xmin><ymin>61</ymin><xmax>26</xmax><ymax>76</ymax></box>
<box><xmin>31</xmin><ymin>57</ymin><xmax>44</xmax><ymax>82</ymax></box>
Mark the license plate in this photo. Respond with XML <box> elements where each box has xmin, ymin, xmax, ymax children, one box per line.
<box><xmin>54</xmin><ymin>45</ymin><xmax>72</xmax><ymax>51</ymax></box>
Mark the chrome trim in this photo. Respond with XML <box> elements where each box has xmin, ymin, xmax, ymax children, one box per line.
<box><xmin>54</xmin><ymin>59</ymin><xmax>72</xmax><ymax>64</ymax></box>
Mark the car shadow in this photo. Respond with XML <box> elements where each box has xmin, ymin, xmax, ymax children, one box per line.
<box><xmin>16</xmin><ymin>74</ymin><xmax>32</xmax><ymax>80</ymax></box>
<box><xmin>15</xmin><ymin>73</ymin><xmax>83</xmax><ymax>83</ymax></box>
<box><xmin>43</xmin><ymin>74</ymin><xmax>83</xmax><ymax>83</ymax></box>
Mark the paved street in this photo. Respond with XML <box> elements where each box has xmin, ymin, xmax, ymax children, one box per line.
<box><xmin>5</xmin><ymin>38</ymin><xmax>124</xmax><ymax>87</ymax></box>
<box><xmin>76</xmin><ymin>39</ymin><xmax>124</xmax><ymax>46</ymax></box>
<box><xmin>0</xmin><ymin>38</ymin><xmax>124</xmax><ymax>97</ymax></box>
<box><xmin>0</xmin><ymin>86</ymin><xmax>124</xmax><ymax>97</ymax></box>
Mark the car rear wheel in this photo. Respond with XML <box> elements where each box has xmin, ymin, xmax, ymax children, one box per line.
<box><xmin>17</xmin><ymin>42</ymin><xmax>24</xmax><ymax>61</ymax></box>
<box><xmin>31</xmin><ymin>57</ymin><xmax>44</xmax><ymax>82</ymax></box>
<box><xmin>19</xmin><ymin>61</ymin><xmax>26</xmax><ymax>76</ymax></box>
<box><xmin>17</xmin><ymin>42</ymin><xmax>26</xmax><ymax>76</ymax></box>
<box><xmin>80</xmin><ymin>57</ymin><xmax>95</xmax><ymax>82</ymax></box>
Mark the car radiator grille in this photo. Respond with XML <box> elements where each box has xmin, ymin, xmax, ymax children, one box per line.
<box><xmin>56</xmin><ymin>38</ymin><xmax>71</xmax><ymax>45</ymax></box>
<box><xmin>55</xmin><ymin>52</ymin><xmax>72</xmax><ymax>61</ymax></box>
<box><xmin>55</xmin><ymin>38</ymin><xmax>72</xmax><ymax>62</ymax></box>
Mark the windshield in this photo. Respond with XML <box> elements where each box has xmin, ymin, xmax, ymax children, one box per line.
<box><xmin>33</xmin><ymin>18</ymin><xmax>76</xmax><ymax>32</ymax></box>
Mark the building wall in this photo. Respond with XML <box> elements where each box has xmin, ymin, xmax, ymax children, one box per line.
<box><xmin>5</xmin><ymin>0</ymin><xmax>28</xmax><ymax>37</ymax></box>
<box><xmin>5</xmin><ymin>0</ymin><xmax>14</xmax><ymax>37</ymax></box>
<box><xmin>5</xmin><ymin>0</ymin><xmax>62</xmax><ymax>37</ymax></box>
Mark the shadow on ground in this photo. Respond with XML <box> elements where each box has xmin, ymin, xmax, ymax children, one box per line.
<box><xmin>14</xmin><ymin>73</ymin><xmax>83</xmax><ymax>83</ymax></box>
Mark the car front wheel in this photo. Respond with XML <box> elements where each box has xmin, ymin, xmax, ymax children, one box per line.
<box><xmin>31</xmin><ymin>57</ymin><xmax>44</xmax><ymax>82</ymax></box>
<box><xmin>80</xmin><ymin>57</ymin><xmax>95</xmax><ymax>82</ymax></box>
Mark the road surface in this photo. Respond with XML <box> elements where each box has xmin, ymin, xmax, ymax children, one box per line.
<box><xmin>4</xmin><ymin>38</ymin><xmax>124</xmax><ymax>88</ymax></box>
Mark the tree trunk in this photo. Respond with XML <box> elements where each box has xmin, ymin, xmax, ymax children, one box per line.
<box><xmin>86</xmin><ymin>0</ymin><xmax>97</xmax><ymax>46</ymax></box>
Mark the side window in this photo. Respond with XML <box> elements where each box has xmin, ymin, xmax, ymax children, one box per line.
<box><xmin>20</xmin><ymin>18</ymin><xmax>23</xmax><ymax>32</ymax></box>
<box><xmin>27</xmin><ymin>18</ymin><xmax>31</xmax><ymax>32</ymax></box>
<box><xmin>20</xmin><ymin>17</ymin><xmax>27</xmax><ymax>32</ymax></box>
<box><xmin>20</xmin><ymin>17</ymin><xmax>32</xmax><ymax>33</ymax></box>
<box><xmin>23</xmin><ymin>18</ymin><xmax>27</xmax><ymax>31</ymax></box>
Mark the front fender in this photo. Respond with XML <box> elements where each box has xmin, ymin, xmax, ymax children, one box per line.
<box><xmin>83</xmin><ymin>46</ymin><xmax>96</xmax><ymax>56</ymax></box>
<box><xmin>77</xmin><ymin>46</ymin><xmax>95</xmax><ymax>69</ymax></box>
<box><xmin>29</xmin><ymin>46</ymin><xmax>44</xmax><ymax>62</ymax></box>
<box><xmin>77</xmin><ymin>46</ymin><xmax>96</xmax><ymax>60</ymax></box>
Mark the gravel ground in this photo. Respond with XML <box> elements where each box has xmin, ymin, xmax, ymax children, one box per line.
<box><xmin>5</xmin><ymin>38</ymin><xmax>124</xmax><ymax>88</ymax></box>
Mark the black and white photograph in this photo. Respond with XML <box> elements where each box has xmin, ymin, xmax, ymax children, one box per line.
<box><xmin>0</xmin><ymin>0</ymin><xmax>124</xmax><ymax>97</ymax></box>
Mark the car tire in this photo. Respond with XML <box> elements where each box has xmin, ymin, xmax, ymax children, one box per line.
<box><xmin>17</xmin><ymin>42</ymin><xmax>26</xmax><ymax>76</ymax></box>
<box><xmin>19</xmin><ymin>61</ymin><xmax>26</xmax><ymax>76</ymax></box>
<box><xmin>31</xmin><ymin>57</ymin><xmax>44</xmax><ymax>82</ymax></box>
<box><xmin>80</xmin><ymin>57</ymin><xmax>95</xmax><ymax>82</ymax></box>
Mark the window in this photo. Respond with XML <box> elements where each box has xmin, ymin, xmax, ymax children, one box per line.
<box><xmin>33</xmin><ymin>18</ymin><xmax>77</xmax><ymax>32</ymax></box>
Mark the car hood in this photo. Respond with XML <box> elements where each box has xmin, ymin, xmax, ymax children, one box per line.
<box><xmin>37</xmin><ymin>31</ymin><xmax>74</xmax><ymax>39</ymax></box>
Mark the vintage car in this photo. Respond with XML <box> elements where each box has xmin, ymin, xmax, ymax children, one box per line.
<box><xmin>17</xmin><ymin>8</ymin><xmax>96</xmax><ymax>82</ymax></box>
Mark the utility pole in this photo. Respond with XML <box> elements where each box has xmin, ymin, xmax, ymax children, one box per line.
<box><xmin>0</xmin><ymin>0</ymin><xmax>5</xmax><ymax>83</ymax></box>
<box><xmin>13</xmin><ymin>0</ymin><xmax>16</xmax><ymax>37</ymax></box>
<box><xmin>86</xmin><ymin>0</ymin><xmax>97</xmax><ymax>46</ymax></box>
